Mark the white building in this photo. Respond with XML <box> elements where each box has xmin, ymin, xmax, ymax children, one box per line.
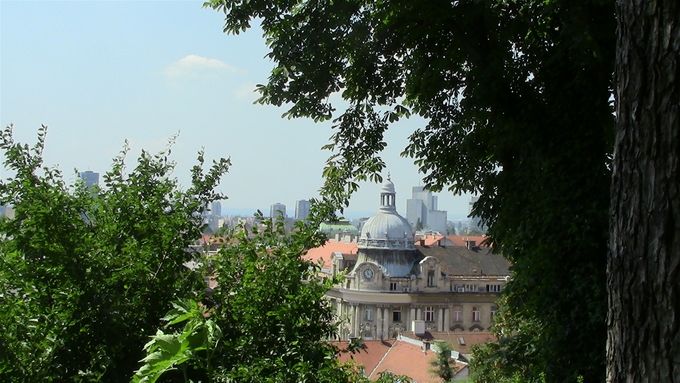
<box><xmin>324</xmin><ymin>178</ymin><xmax>509</xmax><ymax>340</ymax></box>
<box><xmin>406</xmin><ymin>186</ymin><xmax>448</xmax><ymax>234</ymax></box>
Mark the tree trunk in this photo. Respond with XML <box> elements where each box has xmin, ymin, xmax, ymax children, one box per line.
<box><xmin>608</xmin><ymin>0</ymin><xmax>680</xmax><ymax>382</ymax></box>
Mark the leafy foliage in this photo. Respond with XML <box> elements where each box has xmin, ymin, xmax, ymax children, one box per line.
<box><xmin>0</xmin><ymin>125</ymin><xmax>230</xmax><ymax>381</ymax></box>
<box><xmin>132</xmin><ymin>299</ymin><xmax>221</xmax><ymax>383</ymax></box>
<box><xmin>430</xmin><ymin>342</ymin><xmax>454</xmax><ymax>382</ymax></box>
<box><xmin>207</xmin><ymin>1</ymin><xmax>615</xmax><ymax>381</ymax></box>
<box><xmin>134</xmin><ymin>210</ymin><xmax>412</xmax><ymax>382</ymax></box>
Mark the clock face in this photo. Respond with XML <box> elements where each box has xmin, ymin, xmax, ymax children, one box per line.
<box><xmin>363</xmin><ymin>267</ymin><xmax>374</xmax><ymax>280</ymax></box>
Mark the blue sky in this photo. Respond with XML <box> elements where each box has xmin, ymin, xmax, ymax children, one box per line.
<box><xmin>0</xmin><ymin>0</ymin><xmax>472</xmax><ymax>219</ymax></box>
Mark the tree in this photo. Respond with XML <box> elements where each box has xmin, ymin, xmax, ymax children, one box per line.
<box><xmin>607</xmin><ymin>1</ymin><xmax>679</xmax><ymax>381</ymax></box>
<box><xmin>430</xmin><ymin>342</ymin><xmax>454</xmax><ymax>382</ymax></box>
<box><xmin>0</xmin><ymin>125</ymin><xmax>229</xmax><ymax>381</ymax></box>
<box><xmin>207</xmin><ymin>1</ymin><xmax>615</xmax><ymax>381</ymax></box>
<box><xmin>133</xmin><ymin>210</ymin><xmax>414</xmax><ymax>383</ymax></box>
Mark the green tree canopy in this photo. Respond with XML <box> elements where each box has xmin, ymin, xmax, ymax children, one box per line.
<box><xmin>0</xmin><ymin>125</ymin><xmax>229</xmax><ymax>381</ymax></box>
<box><xmin>207</xmin><ymin>1</ymin><xmax>615</xmax><ymax>381</ymax></box>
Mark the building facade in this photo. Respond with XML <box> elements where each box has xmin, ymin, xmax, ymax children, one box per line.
<box><xmin>326</xmin><ymin>179</ymin><xmax>509</xmax><ymax>340</ymax></box>
<box><xmin>79</xmin><ymin>170</ymin><xmax>99</xmax><ymax>188</ymax></box>
<box><xmin>295</xmin><ymin>199</ymin><xmax>311</xmax><ymax>220</ymax></box>
<box><xmin>406</xmin><ymin>186</ymin><xmax>448</xmax><ymax>234</ymax></box>
<box><xmin>269</xmin><ymin>202</ymin><xmax>286</xmax><ymax>219</ymax></box>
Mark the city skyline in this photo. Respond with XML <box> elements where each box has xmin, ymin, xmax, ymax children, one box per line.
<box><xmin>0</xmin><ymin>1</ymin><xmax>473</xmax><ymax>219</ymax></box>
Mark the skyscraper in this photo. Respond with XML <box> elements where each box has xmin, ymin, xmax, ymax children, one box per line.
<box><xmin>295</xmin><ymin>200</ymin><xmax>310</xmax><ymax>220</ymax></box>
<box><xmin>211</xmin><ymin>201</ymin><xmax>222</xmax><ymax>217</ymax></box>
<box><xmin>270</xmin><ymin>203</ymin><xmax>286</xmax><ymax>219</ymax></box>
<box><xmin>79</xmin><ymin>171</ymin><xmax>99</xmax><ymax>188</ymax></box>
<box><xmin>406</xmin><ymin>186</ymin><xmax>447</xmax><ymax>234</ymax></box>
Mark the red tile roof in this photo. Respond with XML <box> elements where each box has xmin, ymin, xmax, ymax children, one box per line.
<box><xmin>368</xmin><ymin>340</ymin><xmax>439</xmax><ymax>382</ymax></box>
<box><xmin>422</xmin><ymin>234</ymin><xmax>445</xmax><ymax>247</ymax></box>
<box><xmin>334</xmin><ymin>339</ymin><xmax>466</xmax><ymax>383</ymax></box>
<box><xmin>446</xmin><ymin>235</ymin><xmax>489</xmax><ymax>247</ymax></box>
<box><xmin>402</xmin><ymin>331</ymin><xmax>497</xmax><ymax>354</ymax></box>
<box><xmin>304</xmin><ymin>240</ymin><xmax>358</xmax><ymax>269</ymax></box>
<box><xmin>335</xmin><ymin>340</ymin><xmax>391</xmax><ymax>377</ymax></box>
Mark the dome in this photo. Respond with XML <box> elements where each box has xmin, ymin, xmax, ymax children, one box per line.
<box><xmin>381</xmin><ymin>179</ymin><xmax>395</xmax><ymax>194</ymax></box>
<box><xmin>360</xmin><ymin>212</ymin><xmax>413</xmax><ymax>240</ymax></box>
<box><xmin>357</xmin><ymin>176</ymin><xmax>414</xmax><ymax>250</ymax></box>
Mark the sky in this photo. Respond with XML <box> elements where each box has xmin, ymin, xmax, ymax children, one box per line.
<box><xmin>0</xmin><ymin>0</ymin><xmax>473</xmax><ymax>220</ymax></box>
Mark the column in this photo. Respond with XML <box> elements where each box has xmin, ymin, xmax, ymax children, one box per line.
<box><xmin>444</xmin><ymin>308</ymin><xmax>450</xmax><ymax>332</ymax></box>
<box><xmin>383</xmin><ymin>307</ymin><xmax>390</xmax><ymax>339</ymax></box>
<box><xmin>336</xmin><ymin>300</ymin><xmax>343</xmax><ymax>339</ymax></box>
<box><xmin>416</xmin><ymin>307</ymin><xmax>422</xmax><ymax>320</ymax></box>
<box><xmin>437</xmin><ymin>307</ymin><xmax>444</xmax><ymax>332</ymax></box>
<box><xmin>376</xmin><ymin>306</ymin><xmax>383</xmax><ymax>340</ymax></box>
<box><xmin>410</xmin><ymin>307</ymin><xmax>416</xmax><ymax>327</ymax></box>
<box><xmin>353</xmin><ymin>304</ymin><xmax>360</xmax><ymax>337</ymax></box>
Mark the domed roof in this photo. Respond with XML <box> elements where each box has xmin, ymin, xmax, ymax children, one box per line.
<box><xmin>360</xmin><ymin>213</ymin><xmax>413</xmax><ymax>241</ymax></box>
<box><xmin>381</xmin><ymin>179</ymin><xmax>395</xmax><ymax>194</ymax></box>
<box><xmin>358</xmin><ymin>177</ymin><xmax>414</xmax><ymax>250</ymax></box>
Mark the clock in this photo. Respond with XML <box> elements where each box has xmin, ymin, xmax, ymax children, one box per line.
<box><xmin>363</xmin><ymin>267</ymin><xmax>374</xmax><ymax>280</ymax></box>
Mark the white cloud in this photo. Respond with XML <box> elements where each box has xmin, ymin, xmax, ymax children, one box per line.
<box><xmin>164</xmin><ymin>54</ymin><xmax>239</xmax><ymax>78</ymax></box>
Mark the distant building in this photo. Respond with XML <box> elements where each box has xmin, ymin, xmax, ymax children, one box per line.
<box><xmin>211</xmin><ymin>201</ymin><xmax>222</xmax><ymax>217</ymax></box>
<box><xmin>295</xmin><ymin>199</ymin><xmax>311</xmax><ymax>220</ymax></box>
<box><xmin>319</xmin><ymin>220</ymin><xmax>359</xmax><ymax>242</ymax></box>
<box><xmin>79</xmin><ymin>171</ymin><xmax>99</xmax><ymax>188</ymax></box>
<box><xmin>406</xmin><ymin>186</ymin><xmax>448</xmax><ymax>234</ymax></box>
<box><xmin>270</xmin><ymin>203</ymin><xmax>286</xmax><ymax>219</ymax></box>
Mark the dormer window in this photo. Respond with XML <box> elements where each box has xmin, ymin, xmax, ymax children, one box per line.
<box><xmin>427</xmin><ymin>270</ymin><xmax>436</xmax><ymax>287</ymax></box>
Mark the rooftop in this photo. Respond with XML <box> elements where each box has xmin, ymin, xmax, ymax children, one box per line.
<box><xmin>335</xmin><ymin>339</ymin><xmax>467</xmax><ymax>382</ymax></box>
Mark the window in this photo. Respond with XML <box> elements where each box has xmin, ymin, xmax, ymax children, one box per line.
<box><xmin>490</xmin><ymin>305</ymin><xmax>498</xmax><ymax>322</ymax></box>
<box><xmin>427</xmin><ymin>270</ymin><xmax>436</xmax><ymax>287</ymax></box>
<box><xmin>472</xmin><ymin>307</ymin><xmax>480</xmax><ymax>322</ymax></box>
<box><xmin>486</xmin><ymin>284</ymin><xmax>501</xmax><ymax>293</ymax></box>
<box><xmin>425</xmin><ymin>306</ymin><xmax>435</xmax><ymax>322</ymax></box>
<box><xmin>452</xmin><ymin>307</ymin><xmax>463</xmax><ymax>322</ymax></box>
<box><xmin>364</xmin><ymin>307</ymin><xmax>373</xmax><ymax>321</ymax></box>
<box><xmin>389</xmin><ymin>281</ymin><xmax>398</xmax><ymax>291</ymax></box>
<box><xmin>392</xmin><ymin>309</ymin><xmax>402</xmax><ymax>322</ymax></box>
<box><xmin>465</xmin><ymin>284</ymin><xmax>477</xmax><ymax>292</ymax></box>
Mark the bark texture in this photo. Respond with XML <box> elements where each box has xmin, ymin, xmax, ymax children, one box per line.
<box><xmin>608</xmin><ymin>0</ymin><xmax>680</xmax><ymax>382</ymax></box>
